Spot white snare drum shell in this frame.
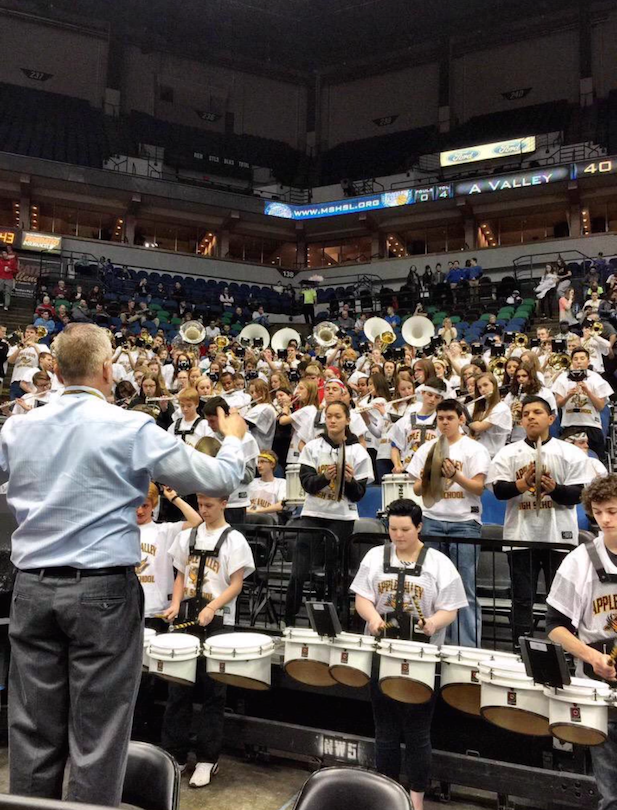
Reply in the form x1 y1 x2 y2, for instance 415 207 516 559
203 632 275 691
377 639 439 704
148 633 200 685
440 647 517 717
381 474 423 511
544 678 610 747
285 464 306 506
143 627 157 671
283 627 335 687
479 657 550 737
329 632 377 688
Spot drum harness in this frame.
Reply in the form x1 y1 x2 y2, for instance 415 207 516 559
582 538 617 684
177 525 233 637
382 542 428 642
174 415 205 443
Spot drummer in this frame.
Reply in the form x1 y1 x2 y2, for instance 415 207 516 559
546 475 617 810
167 388 211 447
161 493 255 788
351 498 467 810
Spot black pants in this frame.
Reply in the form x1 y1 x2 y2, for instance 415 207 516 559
540 292 554 318
9 570 143 806
161 657 226 765
584 426 607 464
303 304 315 325
284 517 355 624
225 506 246 526
508 549 565 648
133 617 169 742
371 675 435 792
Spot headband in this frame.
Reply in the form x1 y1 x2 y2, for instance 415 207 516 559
417 384 445 397
258 451 277 465
325 378 346 390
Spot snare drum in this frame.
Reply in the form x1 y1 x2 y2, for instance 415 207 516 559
440 647 517 716
203 632 275 690
285 463 306 506
377 639 439 704
148 633 200 685
329 633 377 688
479 657 550 736
283 627 335 687
381 474 422 511
544 678 611 746
143 627 157 671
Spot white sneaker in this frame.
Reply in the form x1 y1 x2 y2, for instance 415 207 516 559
189 761 219 788
177 762 187 775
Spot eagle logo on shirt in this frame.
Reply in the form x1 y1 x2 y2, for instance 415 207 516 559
135 559 150 575
604 613 617 633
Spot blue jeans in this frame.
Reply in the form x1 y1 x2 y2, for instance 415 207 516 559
9 381 25 402
591 720 617 810
421 517 481 648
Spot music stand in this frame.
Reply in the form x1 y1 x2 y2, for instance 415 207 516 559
306 601 342 638
519 637 571 688
490 344 505 357
552 338 566 352
471 342 483 356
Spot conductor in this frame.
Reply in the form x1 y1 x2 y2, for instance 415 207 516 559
0 324 248 806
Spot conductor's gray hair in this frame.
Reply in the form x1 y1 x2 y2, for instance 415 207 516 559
53 324 113 383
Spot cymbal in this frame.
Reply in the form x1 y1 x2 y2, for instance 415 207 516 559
422 435 448 509
194 436 222 457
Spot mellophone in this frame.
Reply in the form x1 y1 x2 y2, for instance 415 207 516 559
143 626 617 747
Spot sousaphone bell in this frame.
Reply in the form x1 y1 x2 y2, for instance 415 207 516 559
364 317 396 346
402 316 436 348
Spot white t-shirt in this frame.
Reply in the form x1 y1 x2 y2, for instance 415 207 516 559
245 403 277 451
351 544 468 647
221 390 251 411
288 404 318 463
547 534 617 678
587 456 608 478
9 345 43 383
390 406 439 466
473 400 512 458
138 520 183 616
248 477 286 509
407 435 490 523
552 369 612 429
583 334 610 373
169 523 255 625
486 438 591 545
167 415 211 448
20 367 61 392
299 438 374 521
504 387 557 442
368 401 416 461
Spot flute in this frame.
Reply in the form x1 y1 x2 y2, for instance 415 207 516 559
355 393 417 414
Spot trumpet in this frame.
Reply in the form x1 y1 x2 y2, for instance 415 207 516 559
216 335 230 349
36 325 48 339
592 321 604 335
510 385 524 426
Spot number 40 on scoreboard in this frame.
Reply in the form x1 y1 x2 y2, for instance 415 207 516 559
572 159 617 179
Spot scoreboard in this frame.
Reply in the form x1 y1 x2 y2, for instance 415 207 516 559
571 159 617 180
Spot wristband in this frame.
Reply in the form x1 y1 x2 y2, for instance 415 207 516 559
171 495 179 503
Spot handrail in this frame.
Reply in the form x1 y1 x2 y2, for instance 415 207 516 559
512 245 615 281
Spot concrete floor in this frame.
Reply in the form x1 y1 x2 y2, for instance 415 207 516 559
0 744 505 810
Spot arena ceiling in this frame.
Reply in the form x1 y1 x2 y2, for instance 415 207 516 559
22 0 585 75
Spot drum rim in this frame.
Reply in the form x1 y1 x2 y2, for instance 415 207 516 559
480 705 551 736
207 671 272 690
284 658 337 686
549 721 608 746
329 663 371 687
379 675 434 703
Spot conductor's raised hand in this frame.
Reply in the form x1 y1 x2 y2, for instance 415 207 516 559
217 406 247 439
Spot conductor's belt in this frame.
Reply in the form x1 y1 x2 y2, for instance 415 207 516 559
20 566 134 578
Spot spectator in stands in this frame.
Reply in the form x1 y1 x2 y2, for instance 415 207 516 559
355 312 368 333
52 279 70 299
338 305 355 331
593 251 608 280
172 281 185 302
384 306 401 329
506 289 522 308
35 295 56 319
178 300 194 318
135 278 150 298
584 290 602 314
252 306 270 327
88 285 105 309
555 259 572 298
433 262 444 286
205 320 221 340
71 299 92 323
467 258 483 304
92 303 111 326
300 283 317 325
438 317 457 346
34 310 54 336
232 306 247 327
558 286 577 326
220 287 234 310
535 263 557 319
72 285 85 304
0 248 18 312
484 314 502 337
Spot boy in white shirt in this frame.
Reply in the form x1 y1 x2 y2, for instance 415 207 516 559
390 378 446 472
167 388 211 447
247 451 286 515
547 475 617 810
408 399 490 647
161 494 255 788
487 395 591 648
552 347 612 463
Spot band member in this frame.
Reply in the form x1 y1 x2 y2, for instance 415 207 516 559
469 372 512 458
284 401 373 625
203 397 259 524
220 370 251 410
390 377 446 472
278 378 320 465
161 494 255 787
504 361 557 441
552 348 612 463
244 379 277 451
7 325 45 401
369 371 415 483
352 499 467 810
581 320 611 374
7 371 52 415
167 388 211 447
487 396 591 648
408 399 490 647
562 430 608 479
546 475 617 810
304 378 368 446
360 372 391 478
247 450 286 515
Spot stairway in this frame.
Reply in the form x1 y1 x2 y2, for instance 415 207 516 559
0 294 39 396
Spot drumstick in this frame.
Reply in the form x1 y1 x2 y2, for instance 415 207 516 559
169 620 199 632
412 594 425 626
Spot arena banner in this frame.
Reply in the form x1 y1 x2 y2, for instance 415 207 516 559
440 136 536 167
264 184 453 221
0 228 62 253
454 165 570 196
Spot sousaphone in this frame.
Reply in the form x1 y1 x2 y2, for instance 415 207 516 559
421 435 449 509
271 327 302 353
402 316 436 348
238 323 270 349
364 317 396 346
